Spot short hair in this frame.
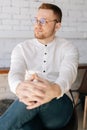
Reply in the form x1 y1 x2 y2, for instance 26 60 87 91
38 3 62 23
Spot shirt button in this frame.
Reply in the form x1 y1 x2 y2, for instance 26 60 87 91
45 45 47 47
43 70 46 73
44 60 46 63
44 53 47 55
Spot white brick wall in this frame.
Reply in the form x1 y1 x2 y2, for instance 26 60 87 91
0 0 87 99
0 74 16 99
0 0 87 67
0 0 87 39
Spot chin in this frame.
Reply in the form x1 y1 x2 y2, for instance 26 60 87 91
34 34 45 39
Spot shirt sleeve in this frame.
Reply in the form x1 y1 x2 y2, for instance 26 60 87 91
8 44 26 94
55 43 79 98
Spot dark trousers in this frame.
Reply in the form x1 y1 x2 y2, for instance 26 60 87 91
0 94 73 130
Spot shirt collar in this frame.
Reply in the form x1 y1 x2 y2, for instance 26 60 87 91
34 37 57 49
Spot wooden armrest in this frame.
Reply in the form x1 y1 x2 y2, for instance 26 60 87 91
78 63 87 69
0 68 9 74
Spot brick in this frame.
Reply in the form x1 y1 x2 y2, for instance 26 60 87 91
0 0 10 6
2 7 20 14
0 7 2 12
0 25 12 30
12 0 29 7
83 12 87 18
39 0 54 2
13 25 29 31
0 13 11 19
20 20 31 26
77 23 87 31
3 19 19 25
13 14 30 20
69 0 84 4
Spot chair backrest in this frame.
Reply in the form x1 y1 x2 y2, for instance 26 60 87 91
78 69 87 95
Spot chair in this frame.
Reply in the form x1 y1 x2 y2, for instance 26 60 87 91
74 69 87 129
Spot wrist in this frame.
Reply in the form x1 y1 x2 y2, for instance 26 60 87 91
16 83 21 96
53 83 62 98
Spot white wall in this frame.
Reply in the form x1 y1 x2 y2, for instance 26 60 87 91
0 0 87 99
0 0 87 67
0 0 87 39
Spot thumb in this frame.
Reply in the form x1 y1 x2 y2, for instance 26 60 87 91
34 74 45 83
29 73 36 81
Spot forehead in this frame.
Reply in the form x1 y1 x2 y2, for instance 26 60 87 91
36 9 56 19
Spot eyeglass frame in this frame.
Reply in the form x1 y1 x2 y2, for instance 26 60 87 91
31 17 59 25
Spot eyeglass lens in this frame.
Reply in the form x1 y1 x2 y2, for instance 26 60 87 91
32 18 46 25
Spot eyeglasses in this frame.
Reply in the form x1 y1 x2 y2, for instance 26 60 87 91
31 17 59 25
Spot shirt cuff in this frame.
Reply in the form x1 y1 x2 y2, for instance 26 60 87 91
55 79 69 99
9 80 22 94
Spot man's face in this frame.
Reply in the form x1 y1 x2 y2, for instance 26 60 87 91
33 9 60 40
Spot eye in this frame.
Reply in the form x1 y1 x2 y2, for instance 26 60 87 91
40 18 46 24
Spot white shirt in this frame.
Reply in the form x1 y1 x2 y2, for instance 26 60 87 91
8 37 79 98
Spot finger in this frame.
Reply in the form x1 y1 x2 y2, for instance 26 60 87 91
23 82 46 97
20 93 44 103
28 101 37 106
31 86 45 96
22 86 45 98
17 87 43 100
29 95 44 102
28 73 37 81
16 91 25 99
34 75 47 83
19 97 34 105
33 81 46 89
27 102 41 109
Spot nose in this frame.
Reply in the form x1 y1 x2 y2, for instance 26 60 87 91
34 21 42 27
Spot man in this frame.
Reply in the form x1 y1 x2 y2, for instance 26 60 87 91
0 3 79 130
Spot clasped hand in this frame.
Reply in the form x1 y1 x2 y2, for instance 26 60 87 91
16 74 61 109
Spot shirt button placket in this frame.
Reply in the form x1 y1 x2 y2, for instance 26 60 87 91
43 45 48 73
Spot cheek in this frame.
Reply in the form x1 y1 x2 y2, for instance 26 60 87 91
45 25 55 33
43 25 52 31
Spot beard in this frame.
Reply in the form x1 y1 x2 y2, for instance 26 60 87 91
34 26 56 40
34 31 45 39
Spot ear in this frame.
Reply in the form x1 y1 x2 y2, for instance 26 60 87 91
55 22 61 32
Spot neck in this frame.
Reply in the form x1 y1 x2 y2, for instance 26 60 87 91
37 35 55 45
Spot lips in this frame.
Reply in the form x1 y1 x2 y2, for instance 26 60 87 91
35 30 43 35
35 28 42 32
